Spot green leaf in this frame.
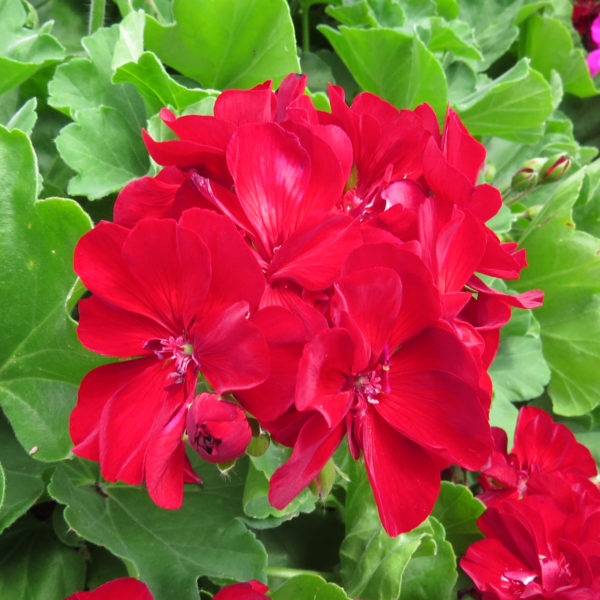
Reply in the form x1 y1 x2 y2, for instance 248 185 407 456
326 0 406 28
399 517 456 600
431 482 484 557
144 0 300 89
48 458 267 600
243 445 316 527
4 97 37 135
270 574 350 600
0 461 4 512
456 59 553 143
0 127 103 461
339 460 429 600
489 309 551 405
85 545 129 591
0 516 86 600
519 14 597 98
114 51 218 115
55 107 150 199
48 22 148 199
425 18 483 61
0 0 65 95
456 0 524 70
319 25 448 117
0 411 48 534
513 171 600 416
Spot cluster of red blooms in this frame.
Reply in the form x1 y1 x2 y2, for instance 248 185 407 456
461 407 600 598
64 577 267 599
71 73 543 536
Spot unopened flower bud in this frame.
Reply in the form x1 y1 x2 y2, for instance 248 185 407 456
186 393 251 463
511 158 544 191
540 155 570 183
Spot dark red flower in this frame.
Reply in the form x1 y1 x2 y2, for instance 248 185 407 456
186 393 252 463
64 578 153 600
71 209 269 508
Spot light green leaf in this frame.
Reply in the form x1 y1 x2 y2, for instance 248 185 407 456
0 516 86 600
339 460 429 600
243 445 316 527
456 59 553 142
0 127 103 461
114 51 218 115
326 0 406 28
519 14 598 98
431 482 484 557
49 458 267 600
489 308 551 406
513 171 600 415
4 98 37 135
271 574 351 600
319 25 448 117
145 0 300 89
399 517 456 600
425 18 483 60
112 9 145 69
55 107 150 199
0 0 65 94
0 411 48 534
456 0 524 70
48 23 148 199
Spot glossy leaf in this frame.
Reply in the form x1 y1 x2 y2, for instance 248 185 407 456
270 574 350 600
514 172 600 416
0 412 48 535
0 0 65 95
339 460 430 600
144 0 300 89
431 482 484 557
456 58 553 142
319 25 448 117
0 127 102 461
48 458 267 600
0 516 85 600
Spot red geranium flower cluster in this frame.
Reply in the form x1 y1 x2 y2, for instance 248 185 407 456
72 74 541 535
461 407 600 598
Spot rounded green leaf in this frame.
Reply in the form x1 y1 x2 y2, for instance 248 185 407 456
0 127 103 461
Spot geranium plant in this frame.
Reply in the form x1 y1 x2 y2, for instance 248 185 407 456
1 1 600 599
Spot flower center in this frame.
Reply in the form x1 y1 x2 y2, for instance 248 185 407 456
144 335 199 387
347 346 392 407
193 424 221 456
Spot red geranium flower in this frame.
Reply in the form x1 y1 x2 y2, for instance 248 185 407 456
71 209 269 508
268 243 493 535
479 406 598 507
461 495 600 599
64 577 153 600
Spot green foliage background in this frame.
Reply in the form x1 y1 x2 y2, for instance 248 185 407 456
1 0 599 598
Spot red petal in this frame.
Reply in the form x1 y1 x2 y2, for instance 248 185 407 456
179 208 265 312
145 403 188 509
269 415 345 509
226 122 311 252
99 360 184 485
214 84 276 125
192 302 269 393
361 408 439 535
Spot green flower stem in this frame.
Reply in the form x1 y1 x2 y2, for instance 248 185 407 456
88 0 106 34
301 2 310 52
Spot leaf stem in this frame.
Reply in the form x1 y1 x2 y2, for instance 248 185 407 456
265 566 333 580
301 2 310 52
88 0 106 35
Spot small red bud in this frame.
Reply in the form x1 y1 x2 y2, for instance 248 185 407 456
540 155 570 183
186 393 251 463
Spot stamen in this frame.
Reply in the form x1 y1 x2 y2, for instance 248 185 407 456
144 334 199 386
